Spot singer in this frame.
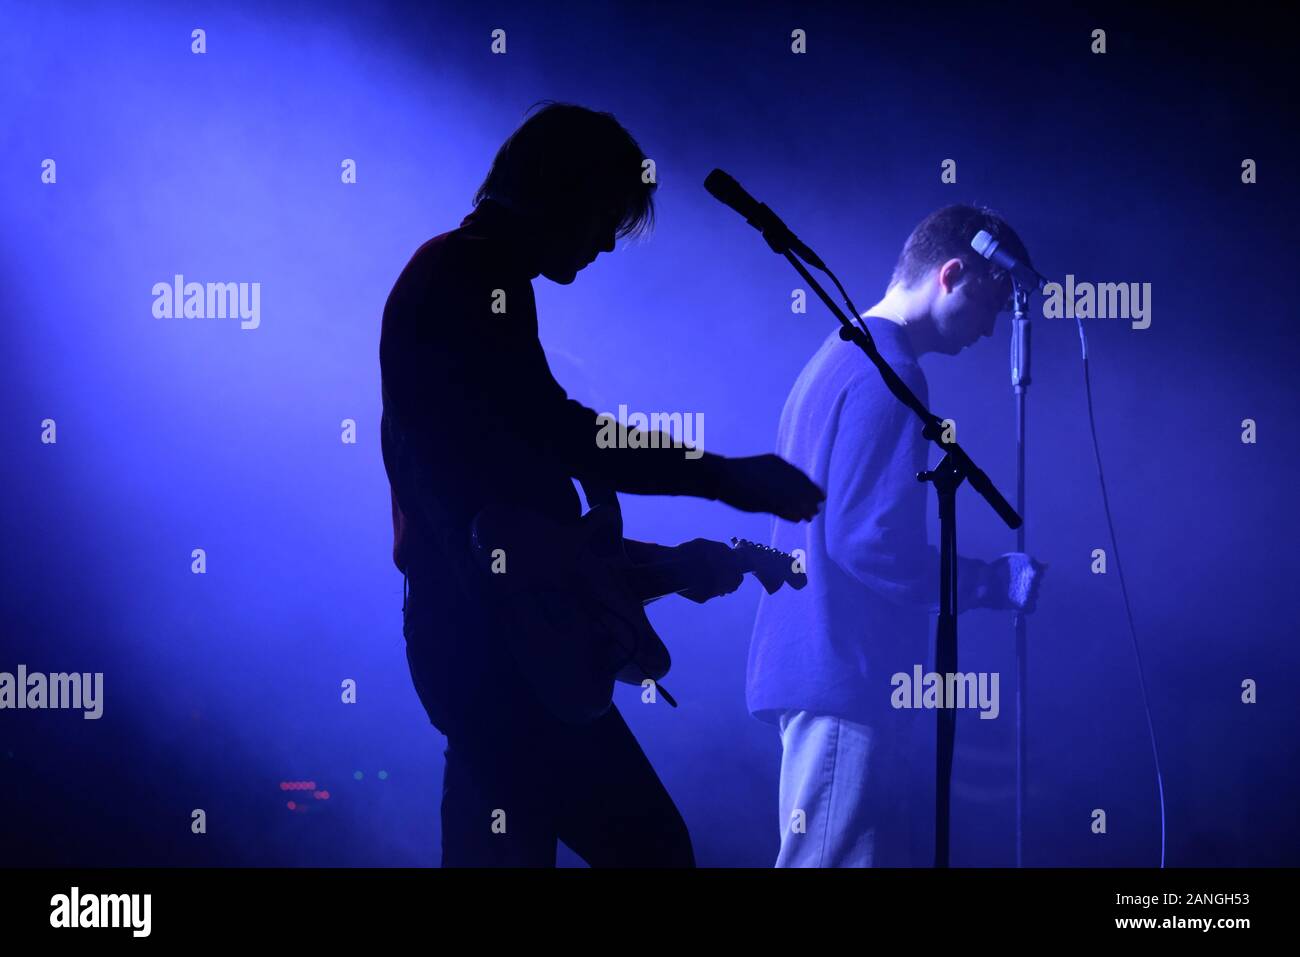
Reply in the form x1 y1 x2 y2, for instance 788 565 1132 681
747 205 1047 867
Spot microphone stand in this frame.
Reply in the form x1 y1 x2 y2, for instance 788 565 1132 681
1010 282 1030 868
750 221 1022 868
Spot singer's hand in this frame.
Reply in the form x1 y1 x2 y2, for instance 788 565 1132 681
717 454 825 522
989 553 1047 613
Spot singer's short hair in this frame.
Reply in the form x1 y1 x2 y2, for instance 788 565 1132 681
891 205 1031 290
474 102 656 239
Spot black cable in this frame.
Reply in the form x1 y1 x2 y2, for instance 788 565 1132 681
824 266 868 338
1076 318 1167 867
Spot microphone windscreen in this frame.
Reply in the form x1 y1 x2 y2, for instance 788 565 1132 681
704 169 739 202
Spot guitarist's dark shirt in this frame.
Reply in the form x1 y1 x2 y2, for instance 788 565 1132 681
380 199 725 730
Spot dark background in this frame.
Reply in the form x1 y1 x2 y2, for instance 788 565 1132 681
1 0 1295 866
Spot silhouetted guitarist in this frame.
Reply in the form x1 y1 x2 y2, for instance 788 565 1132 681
379 103 823 867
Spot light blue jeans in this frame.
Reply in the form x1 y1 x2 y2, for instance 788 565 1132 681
776 709 932 867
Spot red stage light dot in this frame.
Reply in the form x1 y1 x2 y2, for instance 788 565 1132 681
287 801 296 810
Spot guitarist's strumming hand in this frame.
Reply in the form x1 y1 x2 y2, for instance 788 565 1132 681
672 538 746 604
717 454 825 522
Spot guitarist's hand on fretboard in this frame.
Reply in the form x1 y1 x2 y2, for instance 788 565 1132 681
625 536 807 605
467 502 807 722
669 538 747 604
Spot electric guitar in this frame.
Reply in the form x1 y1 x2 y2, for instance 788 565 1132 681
468 500 806 724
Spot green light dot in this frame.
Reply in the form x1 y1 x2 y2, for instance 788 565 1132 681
378 770 388 780
353 770 364 780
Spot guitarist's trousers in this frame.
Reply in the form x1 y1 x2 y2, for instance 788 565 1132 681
403 566 695 868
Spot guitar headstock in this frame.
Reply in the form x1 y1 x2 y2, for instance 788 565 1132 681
730 538 808 594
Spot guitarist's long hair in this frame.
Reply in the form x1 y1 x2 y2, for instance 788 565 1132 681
474 101 656 241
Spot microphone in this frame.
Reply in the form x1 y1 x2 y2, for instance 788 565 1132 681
704 169 825 269
971 229 1047 292
971 229 1036 391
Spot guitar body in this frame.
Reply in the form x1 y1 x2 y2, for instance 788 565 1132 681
468 497 806 725
469 502 671 725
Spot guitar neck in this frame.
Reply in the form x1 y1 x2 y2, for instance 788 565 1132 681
626 555 756 604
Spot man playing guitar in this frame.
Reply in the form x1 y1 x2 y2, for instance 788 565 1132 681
379 102 824 866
